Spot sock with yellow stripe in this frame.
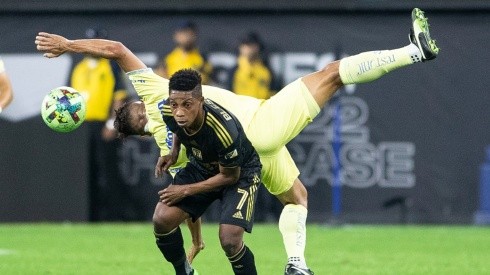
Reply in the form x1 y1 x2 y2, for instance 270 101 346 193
227 243 257 275
339 43 422 84
279 204 308 269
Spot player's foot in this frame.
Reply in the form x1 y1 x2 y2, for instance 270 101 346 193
409 27 416 44
411 8 439 61
187 241 205 264
284 263 314 275
190 269 199 275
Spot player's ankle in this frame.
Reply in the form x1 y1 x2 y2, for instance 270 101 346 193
288 256 308 269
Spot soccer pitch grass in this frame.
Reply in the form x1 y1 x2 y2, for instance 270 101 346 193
0 223 489 274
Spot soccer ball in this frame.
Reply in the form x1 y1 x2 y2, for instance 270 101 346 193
41 86 86 133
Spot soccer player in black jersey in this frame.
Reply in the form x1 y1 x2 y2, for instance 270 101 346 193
153 69 262 275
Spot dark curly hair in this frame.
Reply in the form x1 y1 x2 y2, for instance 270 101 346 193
114 101 139 138
169 68 202 98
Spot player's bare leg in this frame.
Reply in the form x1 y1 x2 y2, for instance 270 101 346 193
186 218 205 264
303 7 439 109
276 179 308 209
275 179 314 275
219 224 258 275
153 202 198 275
301 61 343 108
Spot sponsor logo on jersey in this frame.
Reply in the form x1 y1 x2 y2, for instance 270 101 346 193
225 149 238 159
192 147 202 160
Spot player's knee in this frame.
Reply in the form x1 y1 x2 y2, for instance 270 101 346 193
152 212 166 233
295 181 308 208
277 179 308 207
152 205 174 234
320 61 342 88
219 230 244 256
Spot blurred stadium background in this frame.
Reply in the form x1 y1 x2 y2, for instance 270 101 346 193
0 0 490 273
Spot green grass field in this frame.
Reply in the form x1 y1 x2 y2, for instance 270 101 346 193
0 223 489 274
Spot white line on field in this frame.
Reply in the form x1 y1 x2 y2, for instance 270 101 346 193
0 249 16 256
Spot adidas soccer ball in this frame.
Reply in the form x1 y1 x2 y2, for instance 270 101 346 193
41 86 86 133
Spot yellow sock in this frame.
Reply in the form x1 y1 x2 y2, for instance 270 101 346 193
279 204 308 269
339 44 421 84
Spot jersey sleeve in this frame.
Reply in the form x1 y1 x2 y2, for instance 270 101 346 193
127 69 170 103
148 118 171 156
155 99 190 170
158 99 178 132
151 119 189 169
218 137 242 168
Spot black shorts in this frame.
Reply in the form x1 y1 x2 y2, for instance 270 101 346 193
172 163 261 233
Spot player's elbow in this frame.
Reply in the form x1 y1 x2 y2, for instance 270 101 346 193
108 41 129 60
220 166 241 186
222 172 240 186
226 174 240 185
228 175 240 185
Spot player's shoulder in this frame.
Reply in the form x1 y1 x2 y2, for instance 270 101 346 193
204 99 240 148
204 99 236 124
127 68 168 85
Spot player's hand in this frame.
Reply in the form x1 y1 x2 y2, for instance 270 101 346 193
158 184 189 206
154 154 177 178
187 240 205 264
35 32 69 58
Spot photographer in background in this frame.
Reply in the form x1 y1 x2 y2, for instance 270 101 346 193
227 32 278 99
155 21 213 84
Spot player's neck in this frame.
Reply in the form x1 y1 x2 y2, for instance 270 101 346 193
183 109 205 135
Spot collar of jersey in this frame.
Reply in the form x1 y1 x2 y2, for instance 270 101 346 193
182 109 206 136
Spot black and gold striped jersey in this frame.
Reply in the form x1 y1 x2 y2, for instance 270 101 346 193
160 98 261 177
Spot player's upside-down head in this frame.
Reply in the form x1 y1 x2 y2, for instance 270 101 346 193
113 68 204 138
114 100 147 138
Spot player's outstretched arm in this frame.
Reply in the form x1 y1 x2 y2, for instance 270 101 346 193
35 32 146 73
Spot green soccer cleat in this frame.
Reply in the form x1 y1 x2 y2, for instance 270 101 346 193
411 8 439 61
